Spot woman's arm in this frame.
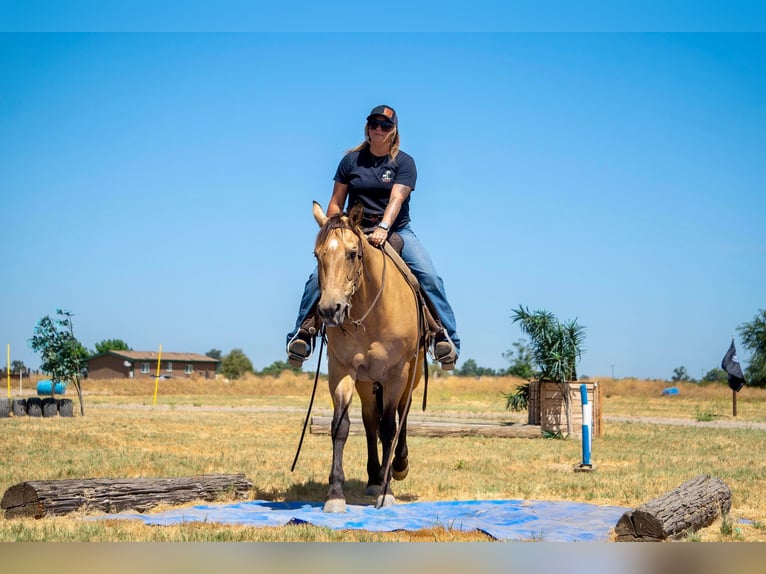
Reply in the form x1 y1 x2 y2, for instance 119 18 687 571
327 182 348 217
379 184 412 228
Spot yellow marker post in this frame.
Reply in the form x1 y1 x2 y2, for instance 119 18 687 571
6 344 10 399
152 344 163 405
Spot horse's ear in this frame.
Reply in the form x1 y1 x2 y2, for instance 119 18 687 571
348 202 364 227
313 201 328 227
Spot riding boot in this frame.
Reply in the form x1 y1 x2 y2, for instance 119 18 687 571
433 329 458 371
287 313 318 368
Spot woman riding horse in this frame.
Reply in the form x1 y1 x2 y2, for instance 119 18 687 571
286 104 460 370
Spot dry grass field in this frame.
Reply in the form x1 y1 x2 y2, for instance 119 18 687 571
1 372 765 542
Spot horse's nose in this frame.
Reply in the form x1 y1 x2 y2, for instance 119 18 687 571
318 302 346 326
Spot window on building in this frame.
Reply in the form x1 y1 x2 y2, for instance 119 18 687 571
185 363 193 375
141 362 150 374
166 361 173 372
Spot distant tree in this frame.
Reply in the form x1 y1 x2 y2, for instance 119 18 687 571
671 366 691 383
701 368 727 384
455 358 496 377
257 360 302 376
29 309 88 415
738 309 766 388
501 339 536 379
10 360 26 374
205 349 222 360
221 348 253 380
94 339 131 354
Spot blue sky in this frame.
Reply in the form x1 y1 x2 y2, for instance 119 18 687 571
2 30 764 380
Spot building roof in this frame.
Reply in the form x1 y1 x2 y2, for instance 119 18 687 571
88 350 220 363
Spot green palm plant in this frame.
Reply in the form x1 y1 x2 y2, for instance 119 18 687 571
511 305 586 435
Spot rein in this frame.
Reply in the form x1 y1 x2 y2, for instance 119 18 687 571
290 325 326 472
349 240 386 329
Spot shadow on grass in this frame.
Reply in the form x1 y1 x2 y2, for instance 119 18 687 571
256 479 419 506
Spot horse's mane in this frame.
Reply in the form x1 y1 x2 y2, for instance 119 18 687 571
315 212 361 251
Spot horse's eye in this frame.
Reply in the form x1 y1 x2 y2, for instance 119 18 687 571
347 250 357 261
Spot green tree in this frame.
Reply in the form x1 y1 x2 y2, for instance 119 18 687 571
671 366 691 383
511 305 586 435
221 348 253 380
738 309 766 388
94 339 131 354
454 358 496 377
257 360 302 376
501 339 536 379
29 309 88 415
10 360 26 374
701 368 727 384
205 349 222 360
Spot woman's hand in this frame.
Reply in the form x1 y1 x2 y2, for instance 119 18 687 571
369 227 388 247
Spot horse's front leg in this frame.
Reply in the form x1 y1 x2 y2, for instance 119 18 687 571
357 381 383 496
375 383 401 508
324 372 356 513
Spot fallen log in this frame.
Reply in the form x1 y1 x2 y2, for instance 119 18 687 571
310 415 541 438
1 473 253 518
615 474 732 541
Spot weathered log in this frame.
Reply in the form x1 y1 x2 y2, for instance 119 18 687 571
615 474 732 541
310 415 541 438
1 473 253 518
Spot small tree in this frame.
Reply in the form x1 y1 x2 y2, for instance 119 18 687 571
221 348 254 380
94 339 131 354
701 368 727 384
501 339 536 379
10 360 26 374
454 358 496 377
257 360 302 376
738 309 766 388
29 309 88 416
671 366 691 383
511 305 586 435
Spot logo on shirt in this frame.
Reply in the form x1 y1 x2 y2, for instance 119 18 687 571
381 169 394 183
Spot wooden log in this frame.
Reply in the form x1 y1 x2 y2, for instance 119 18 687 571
615 475 732 541
1 473 253 518
310 416 541 438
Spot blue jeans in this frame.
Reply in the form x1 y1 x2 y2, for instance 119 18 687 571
287 224 460 354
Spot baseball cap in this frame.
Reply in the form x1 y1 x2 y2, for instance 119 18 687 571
366 105 397 126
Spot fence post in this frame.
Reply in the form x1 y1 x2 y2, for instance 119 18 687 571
574 383 595 472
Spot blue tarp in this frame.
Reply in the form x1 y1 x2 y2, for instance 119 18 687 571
99 499 629 542
662 386 680 395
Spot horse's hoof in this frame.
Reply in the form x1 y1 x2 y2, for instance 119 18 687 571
364 484 382 496
323 498 347 513
392 458 409 480
376 493 396 508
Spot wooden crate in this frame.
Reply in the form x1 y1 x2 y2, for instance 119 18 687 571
528 380 602 438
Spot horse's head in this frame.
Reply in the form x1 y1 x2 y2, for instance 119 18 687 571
312 202 365 327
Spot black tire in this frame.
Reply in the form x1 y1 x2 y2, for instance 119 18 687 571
0 399 9 418
42 398 58 417
58 399 74 417
27 397 42 417
12 399 27 417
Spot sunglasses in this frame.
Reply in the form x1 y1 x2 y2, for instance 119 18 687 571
368 118 395 132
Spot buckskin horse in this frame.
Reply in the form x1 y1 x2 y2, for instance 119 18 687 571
312 201 425 513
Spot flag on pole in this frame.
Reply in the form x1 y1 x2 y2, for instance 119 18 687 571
721 339 746 392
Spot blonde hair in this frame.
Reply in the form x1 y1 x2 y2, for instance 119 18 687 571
349 123 400 161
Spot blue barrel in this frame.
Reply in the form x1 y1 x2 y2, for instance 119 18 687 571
36 380 67 395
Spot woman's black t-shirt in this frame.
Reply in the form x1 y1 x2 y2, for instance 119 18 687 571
333 147 417 231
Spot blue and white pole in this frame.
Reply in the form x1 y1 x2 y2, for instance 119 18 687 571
580 384 592 467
